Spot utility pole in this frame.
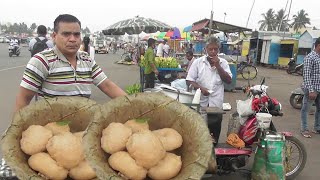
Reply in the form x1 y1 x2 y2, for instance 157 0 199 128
208 0 214 36
208 11 214 36
224 12 227 23
246 0 256 28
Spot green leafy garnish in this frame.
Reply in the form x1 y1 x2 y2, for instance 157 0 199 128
56 120 71 126
135 118 149 123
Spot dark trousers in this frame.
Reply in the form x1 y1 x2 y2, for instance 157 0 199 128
145 72 155 89
207 113 223 146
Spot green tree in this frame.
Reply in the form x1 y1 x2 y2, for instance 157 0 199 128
258 8 276 31
275 9 289 31
30 23 37 31
1 24 8 32
291 9 311 33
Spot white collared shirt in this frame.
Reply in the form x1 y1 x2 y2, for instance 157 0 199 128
186 55 232 108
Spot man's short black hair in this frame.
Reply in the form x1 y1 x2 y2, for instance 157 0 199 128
315 37 320 48
147 38 156 47
186 51 193 56
54 14 81 32
37 25 47 35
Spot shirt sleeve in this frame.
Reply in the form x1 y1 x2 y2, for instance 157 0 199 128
186 59 198 82
303 54 314 92
47 40 55 48
20 54 49 92
91 60 107 86
28 39 36 51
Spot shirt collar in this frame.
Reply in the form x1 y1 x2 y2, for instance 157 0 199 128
53 46 80 63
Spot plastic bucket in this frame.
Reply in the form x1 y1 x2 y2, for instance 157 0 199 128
256 113 272 129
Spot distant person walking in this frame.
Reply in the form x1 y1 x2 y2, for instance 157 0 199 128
80 36 95 59
163 40 170 57
300 37 320 138
28 25 54 57
156 40 164 57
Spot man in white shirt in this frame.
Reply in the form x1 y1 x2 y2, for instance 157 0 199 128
163 40 170 57
186 36 232 143
156 40 164 57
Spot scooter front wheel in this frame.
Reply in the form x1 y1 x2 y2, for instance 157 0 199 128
9 52 13 57
289 94 303 109
286 68 294 74
285 136 307 180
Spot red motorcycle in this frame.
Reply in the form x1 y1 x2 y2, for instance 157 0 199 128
207 78 307 179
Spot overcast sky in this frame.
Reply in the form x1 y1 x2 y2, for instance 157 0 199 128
0 0 319 32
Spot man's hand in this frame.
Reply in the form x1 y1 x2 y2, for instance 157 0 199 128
210 55 220 67
309 92 317 100
200 87 210 96
154 69 159 75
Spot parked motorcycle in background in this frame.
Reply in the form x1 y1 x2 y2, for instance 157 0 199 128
8 42 20 57
287 54 303 75
219 78 307 179
290 87 304 109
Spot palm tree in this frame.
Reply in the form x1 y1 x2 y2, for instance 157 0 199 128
258 9 276 31
275 9 290 31
291 9 311 33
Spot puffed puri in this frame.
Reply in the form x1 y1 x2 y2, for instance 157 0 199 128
69 160 97 180
28 152 68 180
101 122 133 154
124 119 149 133
126 130 166 169
108 151 147 180
148 152 182 180
20 125 53 155
152 128 183 151
46 132 83 169
44 122 70 135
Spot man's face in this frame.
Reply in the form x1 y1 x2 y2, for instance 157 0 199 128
186 54 193 61
206 43 219 58
52 22 81 56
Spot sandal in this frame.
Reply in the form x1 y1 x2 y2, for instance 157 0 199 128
312 129 320 134
301 130 311 138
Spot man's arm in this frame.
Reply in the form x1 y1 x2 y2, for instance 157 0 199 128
186 80 210 96
211 57 232 84
216 64 232 84
15 87 37 112
98 79 127 98
303 55 314 92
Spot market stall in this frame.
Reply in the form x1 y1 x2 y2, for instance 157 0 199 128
278 39 298 66
297 30 320 64
139 56 185 91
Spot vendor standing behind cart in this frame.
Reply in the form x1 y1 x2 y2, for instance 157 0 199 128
186 36 232 143
144 38 159 88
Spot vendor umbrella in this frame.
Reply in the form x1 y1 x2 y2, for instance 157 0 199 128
103 16 172 35
165 27 181 39
183 25 192 32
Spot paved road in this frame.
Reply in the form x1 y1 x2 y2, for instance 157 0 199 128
0 43 319 179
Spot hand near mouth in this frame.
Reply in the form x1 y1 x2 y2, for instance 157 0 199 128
208 55 220 67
